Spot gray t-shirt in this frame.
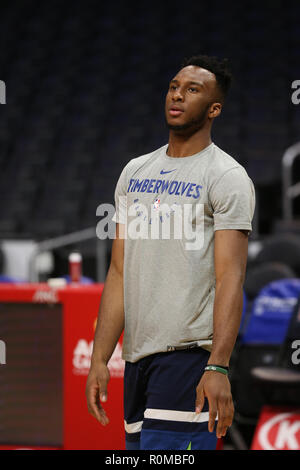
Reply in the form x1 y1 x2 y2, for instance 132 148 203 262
112 142 256 363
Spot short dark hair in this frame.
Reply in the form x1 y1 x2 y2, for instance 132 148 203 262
181 54 233 101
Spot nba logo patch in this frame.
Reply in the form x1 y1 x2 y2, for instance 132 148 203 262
153 198 160 210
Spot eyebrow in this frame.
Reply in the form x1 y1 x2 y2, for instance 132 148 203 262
170 79 204 87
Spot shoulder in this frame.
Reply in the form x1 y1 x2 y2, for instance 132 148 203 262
208 144 252 189
210 144 248 176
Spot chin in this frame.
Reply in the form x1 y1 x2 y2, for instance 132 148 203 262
166 118 186 129
167 122 192 132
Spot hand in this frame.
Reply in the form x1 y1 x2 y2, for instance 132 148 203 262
85 362 110 426
195 371 234 439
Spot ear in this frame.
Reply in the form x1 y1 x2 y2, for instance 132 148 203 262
208 102 222 119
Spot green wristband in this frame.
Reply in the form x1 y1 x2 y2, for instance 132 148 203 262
204 365 228 376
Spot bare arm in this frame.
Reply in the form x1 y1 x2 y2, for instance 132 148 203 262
195 229 249 438
91 223 125 366
208 228 248 366
86 223 125 425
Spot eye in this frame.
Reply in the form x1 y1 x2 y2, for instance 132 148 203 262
188 87 198 92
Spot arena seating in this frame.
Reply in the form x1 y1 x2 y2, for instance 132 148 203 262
0 0 300 241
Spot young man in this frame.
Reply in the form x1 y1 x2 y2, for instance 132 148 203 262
86 55 256 450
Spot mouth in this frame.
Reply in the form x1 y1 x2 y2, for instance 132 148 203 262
169 106 184 117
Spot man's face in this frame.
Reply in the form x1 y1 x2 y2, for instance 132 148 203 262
165 65 220 133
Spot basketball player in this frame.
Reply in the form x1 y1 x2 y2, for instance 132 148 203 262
86 55 256 450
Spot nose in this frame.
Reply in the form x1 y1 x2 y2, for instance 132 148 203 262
172 88 184 102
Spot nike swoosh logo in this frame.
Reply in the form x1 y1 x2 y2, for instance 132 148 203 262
160 169 177 175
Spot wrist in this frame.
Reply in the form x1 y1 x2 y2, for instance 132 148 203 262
206 363 229 371
204 365 229 376
207 356 230 368
90 354 108 368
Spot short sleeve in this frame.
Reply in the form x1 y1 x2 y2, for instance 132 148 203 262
111 164 128 224
209 166 256 234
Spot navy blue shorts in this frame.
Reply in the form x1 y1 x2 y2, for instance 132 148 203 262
124 347 218 450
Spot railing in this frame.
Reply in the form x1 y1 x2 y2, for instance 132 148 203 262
282 141 300 221
28 226 108 283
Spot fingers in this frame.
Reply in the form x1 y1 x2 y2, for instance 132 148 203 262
196 383 218 433
216 397 234 439
98 379 109 425
98 377 108 404
208 397 234 438
208 400 218 433
86 375 110 426
196 373 234 438
195 385 205 414
197 386 219 434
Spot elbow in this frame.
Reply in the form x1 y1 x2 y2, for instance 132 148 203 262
215 270 245 290
109 262 123 279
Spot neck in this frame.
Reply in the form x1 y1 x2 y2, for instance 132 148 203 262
167 127 212 158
